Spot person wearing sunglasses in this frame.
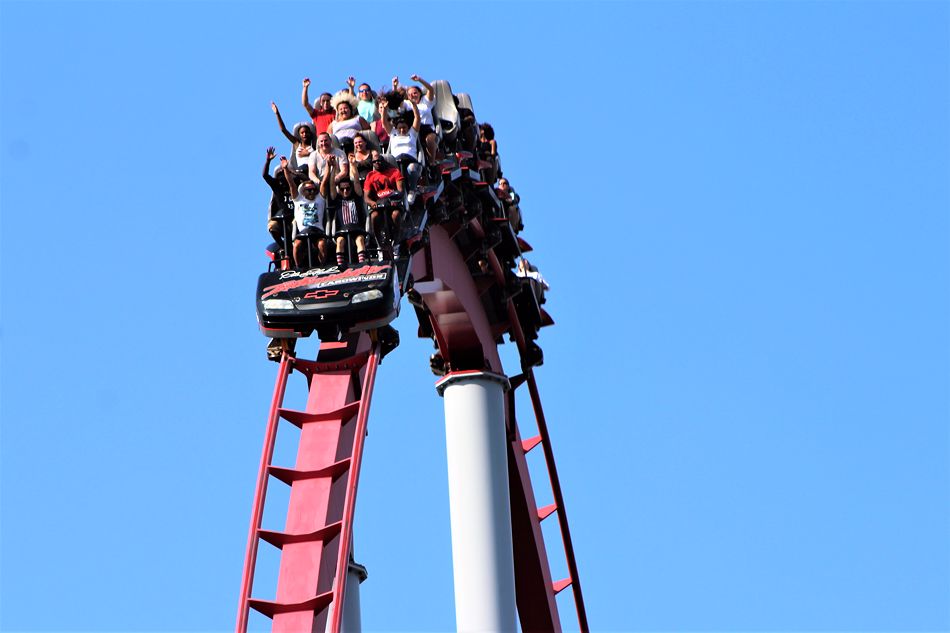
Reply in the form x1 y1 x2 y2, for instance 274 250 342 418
282 154 333 268
363 150 405 244
328 162 369 265
345 76 378 126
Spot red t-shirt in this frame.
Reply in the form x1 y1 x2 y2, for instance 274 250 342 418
364 166 404 201
312 110 335 135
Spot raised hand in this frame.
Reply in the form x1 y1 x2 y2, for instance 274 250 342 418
410 74 420 82
280 156 289 169
303 78 311 87
347 76 356 89
266 146 276 160
271 101 278 114
391 76 399 89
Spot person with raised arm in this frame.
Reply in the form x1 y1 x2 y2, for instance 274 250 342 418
282 155 331 268
327 90 370 154
381 96 423 203
270 101 316 172
301 78 335 134
351 79 378 126
328 160 369 265
398 74 438 161
262 146 296 256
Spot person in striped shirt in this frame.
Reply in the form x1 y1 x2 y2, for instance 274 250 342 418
327 161 369 265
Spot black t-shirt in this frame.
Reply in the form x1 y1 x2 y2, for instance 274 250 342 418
263 171 294 220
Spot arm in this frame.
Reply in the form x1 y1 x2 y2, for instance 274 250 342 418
335 152 349 183
363 180 375 207
263 146 276 182
272 102 297 145
411 74 434 100
301 78 315 117
380 99 392 134
281 157 299 198
349 160 363 198
489 139 498 156
308 152 319 184
359 116 370 130
409 100 420 132
391 76 399 92
322 157 337 199
346 76 356 95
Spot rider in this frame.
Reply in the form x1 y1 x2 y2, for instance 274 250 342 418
380 97 422 204
301 78 335 134
328 161 369 265
282 155 333 268
262 146 295 256
363 150 405 244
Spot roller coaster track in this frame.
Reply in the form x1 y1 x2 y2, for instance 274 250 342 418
237 109 587 633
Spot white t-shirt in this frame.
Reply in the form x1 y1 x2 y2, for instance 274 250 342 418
401 96 433 126
294 193 327 233
389 128 419 159
308 148 348 181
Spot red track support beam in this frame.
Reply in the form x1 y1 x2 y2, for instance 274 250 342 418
236 354 292 633
525 371 589 632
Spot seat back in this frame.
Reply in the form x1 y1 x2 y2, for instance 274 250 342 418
455 92 479 153
456 93 475 117
430 80 459 146
357 130 381 152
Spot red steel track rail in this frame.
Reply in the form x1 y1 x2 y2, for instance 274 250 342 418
237 335 379 633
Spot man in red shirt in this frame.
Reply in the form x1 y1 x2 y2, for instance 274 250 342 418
363 151 405 242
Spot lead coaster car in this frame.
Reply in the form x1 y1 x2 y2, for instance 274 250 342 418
256 262 400 340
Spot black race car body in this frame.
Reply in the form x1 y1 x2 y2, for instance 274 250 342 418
257 262 400 338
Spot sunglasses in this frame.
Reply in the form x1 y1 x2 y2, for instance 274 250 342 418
339 184 352 190
359 88 370 93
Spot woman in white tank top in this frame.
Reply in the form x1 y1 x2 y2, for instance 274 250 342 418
327 91 370 151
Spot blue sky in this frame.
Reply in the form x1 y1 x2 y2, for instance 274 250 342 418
1 1 948 631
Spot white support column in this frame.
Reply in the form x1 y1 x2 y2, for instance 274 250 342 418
436 371 516 633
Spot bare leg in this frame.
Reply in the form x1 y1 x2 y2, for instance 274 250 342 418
317 238 328 265
425 132 438 163
293 239 306 268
